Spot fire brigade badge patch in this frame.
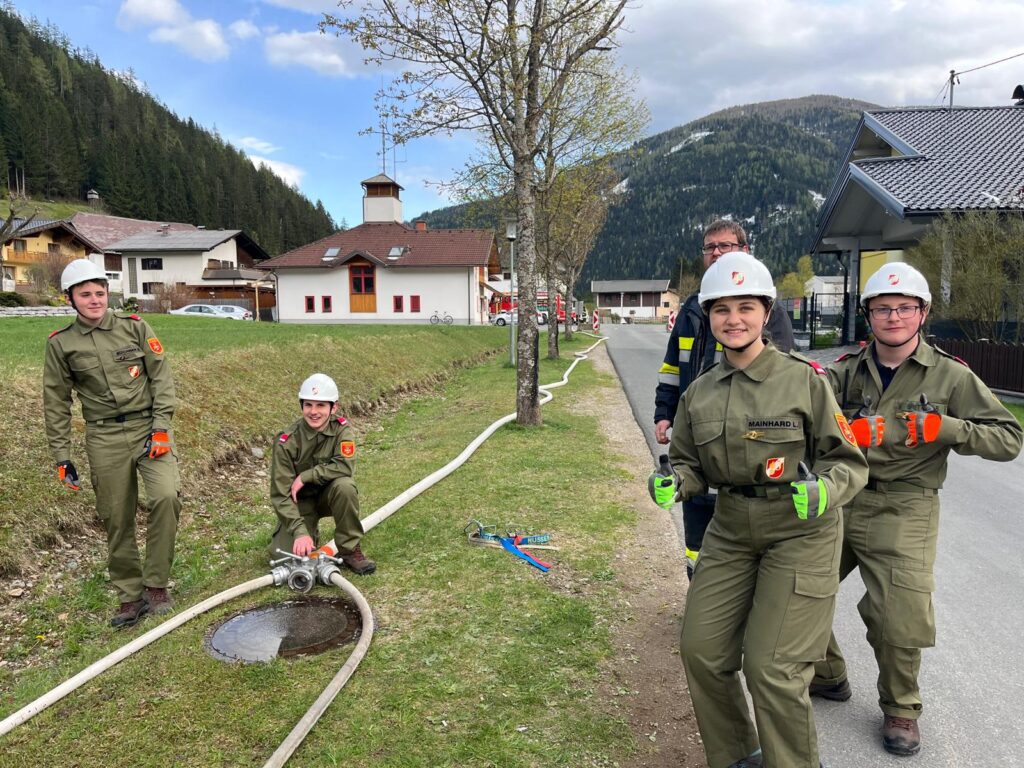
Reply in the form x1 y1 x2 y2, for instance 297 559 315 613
340 440 356 458
147 337 164 354
836 412 856 445
766 457 785 479
127 364 141 379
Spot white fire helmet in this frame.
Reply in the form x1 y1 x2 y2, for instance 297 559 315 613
861 262 931 308
298 373 339 403
698 251 777 311
61 259 108 292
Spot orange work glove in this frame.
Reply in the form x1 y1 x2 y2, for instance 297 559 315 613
57 460 81 491
905 394 941 447
905 412 941 446
849 415 885 448
143 430 172 459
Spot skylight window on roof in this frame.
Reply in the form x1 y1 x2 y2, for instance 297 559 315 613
325 247 340 257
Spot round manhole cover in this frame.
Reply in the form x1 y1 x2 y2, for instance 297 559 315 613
205 597 362 663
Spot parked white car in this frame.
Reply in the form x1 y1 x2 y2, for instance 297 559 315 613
169 303 252 320
489 310 547 326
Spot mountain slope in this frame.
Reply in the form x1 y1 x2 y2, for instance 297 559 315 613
0 9 335 256
418 95 878 284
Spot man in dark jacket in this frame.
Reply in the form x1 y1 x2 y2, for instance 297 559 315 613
654 220 795 579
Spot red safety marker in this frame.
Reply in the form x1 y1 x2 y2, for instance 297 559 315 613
592 310 600 332
667 310 676 332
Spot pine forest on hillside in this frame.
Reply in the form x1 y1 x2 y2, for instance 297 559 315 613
421 95 879 285
0 6 336 255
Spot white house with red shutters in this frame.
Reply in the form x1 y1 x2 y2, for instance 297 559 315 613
258 175 501 324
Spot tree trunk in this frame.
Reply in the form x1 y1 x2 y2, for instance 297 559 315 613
514 155 541 426
563 269 577 342
547 266 559 359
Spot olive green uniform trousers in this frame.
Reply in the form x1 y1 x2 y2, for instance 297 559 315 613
268 477 363 559
86 417 181 603
681 488 841 768
813 485 939 719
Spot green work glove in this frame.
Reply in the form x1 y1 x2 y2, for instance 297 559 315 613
791 462 827 520
648 454 681 510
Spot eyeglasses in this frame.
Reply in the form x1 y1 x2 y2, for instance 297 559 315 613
702 241 743 255
868 305 922 320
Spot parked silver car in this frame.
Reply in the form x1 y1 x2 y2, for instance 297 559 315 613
169 303 252 320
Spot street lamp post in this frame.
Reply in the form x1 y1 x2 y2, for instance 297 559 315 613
506 219 517 366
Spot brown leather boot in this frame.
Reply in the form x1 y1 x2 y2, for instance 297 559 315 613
882 715 921 756
111 599 148 628
339 544 376 575
144 587 174 616
809 677 852 701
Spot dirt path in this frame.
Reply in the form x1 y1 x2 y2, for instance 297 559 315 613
575 343 705 768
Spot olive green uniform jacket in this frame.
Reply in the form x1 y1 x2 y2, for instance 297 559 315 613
43 310 180 603
269 416 363 556
669 344 869 768
812 338 1023 719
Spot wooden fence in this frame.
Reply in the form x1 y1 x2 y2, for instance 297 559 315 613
931 338 1024 393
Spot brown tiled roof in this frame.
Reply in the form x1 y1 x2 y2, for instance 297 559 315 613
69 212 197 250
258 221 495 270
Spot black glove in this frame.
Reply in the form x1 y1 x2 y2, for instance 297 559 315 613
57 461 81 491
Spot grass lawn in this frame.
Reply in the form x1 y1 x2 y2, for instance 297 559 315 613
0 321 641 767
1002 401 1024 426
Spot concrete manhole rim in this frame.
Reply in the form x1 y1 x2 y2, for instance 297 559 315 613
204 596 363 664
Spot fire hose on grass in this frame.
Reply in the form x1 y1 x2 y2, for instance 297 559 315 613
0 334 608 765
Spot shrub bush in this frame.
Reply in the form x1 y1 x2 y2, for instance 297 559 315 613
0 291 27 307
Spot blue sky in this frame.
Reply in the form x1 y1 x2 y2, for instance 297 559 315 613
9 0 1024 228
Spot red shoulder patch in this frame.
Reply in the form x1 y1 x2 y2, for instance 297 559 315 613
129 314 141 320
336 416 348 426
806 359 827 376
48 329 61 338
834 352 853 362
278 433 290 443
953 355 969 367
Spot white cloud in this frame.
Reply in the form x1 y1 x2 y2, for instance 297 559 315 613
261 0 342 14
618 0 1024 131
229 19 261 40
264 30 353 77
238 137 281 154
151 20 230 62
117 0 229 62
117 0 188 29
249 155 307 188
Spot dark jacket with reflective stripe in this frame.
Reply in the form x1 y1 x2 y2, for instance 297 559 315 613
655 292 796 424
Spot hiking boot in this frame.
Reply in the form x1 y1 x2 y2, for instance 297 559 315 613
810 677 852 701
882 715 921 756
111 599 148 628
144 587 174 616
727 751 762 767
339 544 376 575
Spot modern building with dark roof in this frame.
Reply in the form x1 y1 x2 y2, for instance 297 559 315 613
106 228 272 304
258 174 501 324
811 103 1024 340
590 279 675 319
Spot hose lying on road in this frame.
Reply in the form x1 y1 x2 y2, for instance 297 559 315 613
0 335 608 763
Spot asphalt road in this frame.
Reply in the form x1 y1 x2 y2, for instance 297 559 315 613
601 322 1024 768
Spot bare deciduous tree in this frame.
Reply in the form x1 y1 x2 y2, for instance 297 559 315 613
0 193 39 292
324 0 629 425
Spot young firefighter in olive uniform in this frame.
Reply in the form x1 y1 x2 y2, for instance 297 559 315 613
809 263 1023 756
43 259 181 628
654 220 795 580
650 252 868 768
269 373 375 574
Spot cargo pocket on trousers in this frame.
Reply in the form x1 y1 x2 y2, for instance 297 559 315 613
774 571 839 663
882 567 936 649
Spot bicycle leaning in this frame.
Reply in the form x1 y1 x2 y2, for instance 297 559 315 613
430 310 454 326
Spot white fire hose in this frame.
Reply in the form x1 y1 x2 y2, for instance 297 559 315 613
0 334 607 765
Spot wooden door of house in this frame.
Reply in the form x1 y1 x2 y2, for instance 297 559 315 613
349 262 376 313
